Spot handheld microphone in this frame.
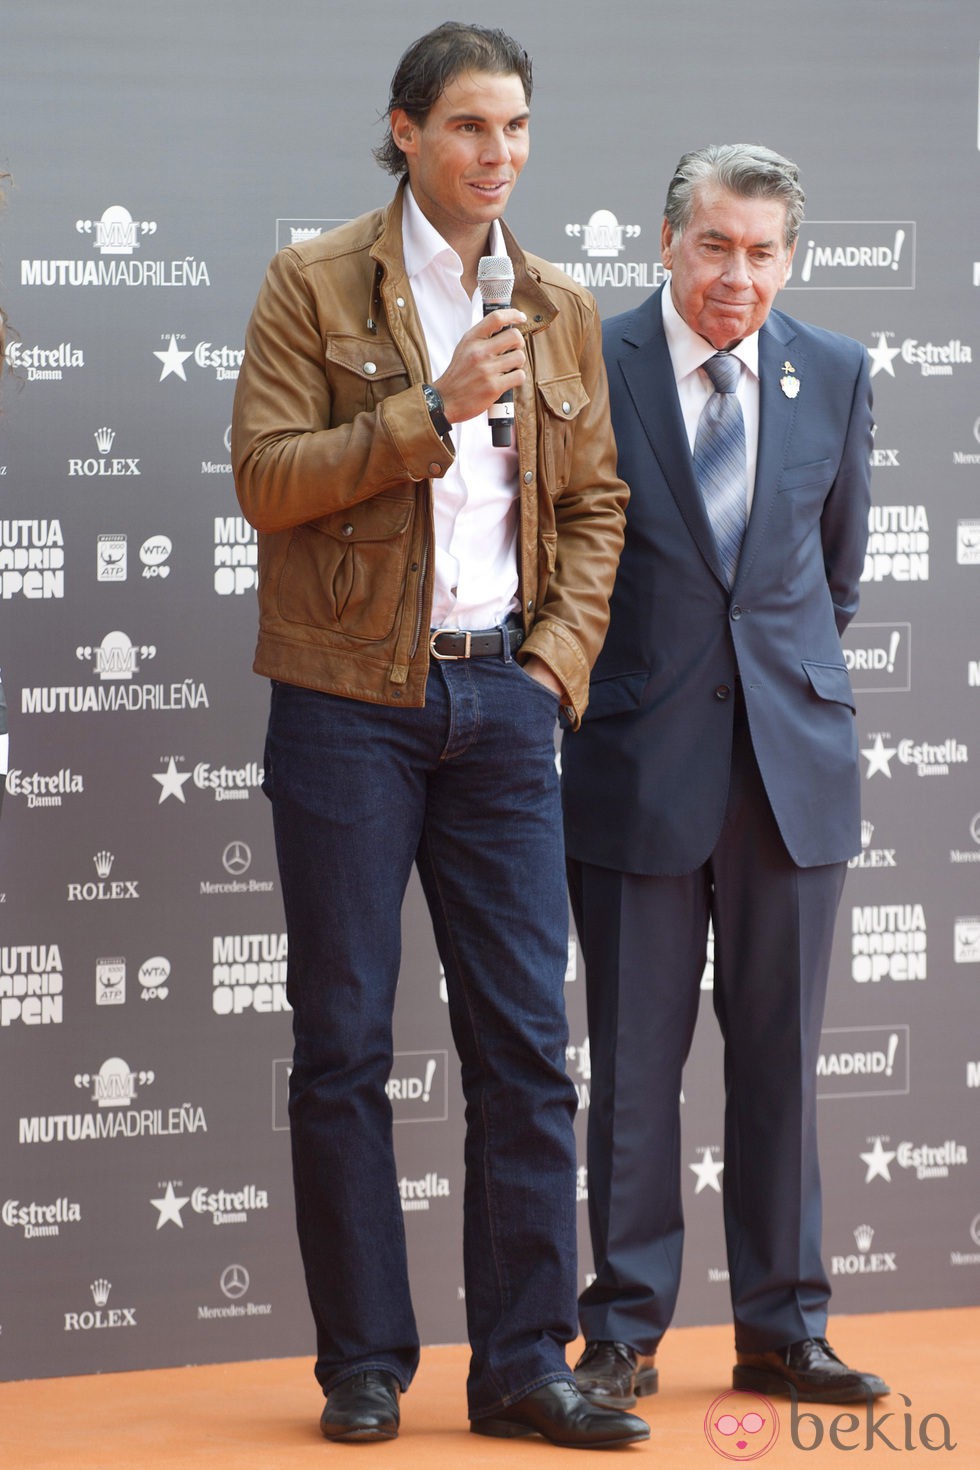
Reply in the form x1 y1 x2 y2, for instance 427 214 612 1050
477 254 517 447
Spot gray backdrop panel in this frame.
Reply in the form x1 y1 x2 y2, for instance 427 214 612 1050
1 0 977 1382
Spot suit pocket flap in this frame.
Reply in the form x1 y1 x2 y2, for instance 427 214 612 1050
803 659 855 710
777 458 833 492
585 670 648 718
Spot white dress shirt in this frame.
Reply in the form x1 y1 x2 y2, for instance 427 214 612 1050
661 278 761 516
402 186 520 630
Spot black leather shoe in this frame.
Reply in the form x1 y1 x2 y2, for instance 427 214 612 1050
319 1370 401 1441
574 1340 659 1409
733 1337 890 1403
471 1379 650 1448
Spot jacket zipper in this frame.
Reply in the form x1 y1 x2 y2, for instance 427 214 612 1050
409 543 428 658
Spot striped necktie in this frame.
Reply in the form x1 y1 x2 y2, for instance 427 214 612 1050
693 352 747 587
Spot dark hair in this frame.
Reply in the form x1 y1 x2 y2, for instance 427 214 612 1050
374 21 533 177
664 144 805 249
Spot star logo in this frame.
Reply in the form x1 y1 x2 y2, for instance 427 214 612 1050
861 734 898 779
860 1137 896 1183
867 332 901 379
151 1181 190 1228
152 757 193 804
689 1146 725 1194
153 334 192 382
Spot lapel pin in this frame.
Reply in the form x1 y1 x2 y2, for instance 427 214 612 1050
779 360 800 399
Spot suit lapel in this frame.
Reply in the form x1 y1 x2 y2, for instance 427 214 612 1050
735 309 800 587
616 289 726 582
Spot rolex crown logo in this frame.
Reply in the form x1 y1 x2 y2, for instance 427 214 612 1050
854 1224 875 1252
861 819 875 849
94 426 116 454
90 1278 112 1306
93 850 115 878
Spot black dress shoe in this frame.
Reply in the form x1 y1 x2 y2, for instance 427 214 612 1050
319 1370 400 1441
471 1379 650 1448
574 1340 659 1409
733 1337 890 1403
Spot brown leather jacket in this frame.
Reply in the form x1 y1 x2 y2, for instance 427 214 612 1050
232 183 628 727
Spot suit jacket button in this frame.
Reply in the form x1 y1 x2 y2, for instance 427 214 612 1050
714 684 731 701
730 604 742 620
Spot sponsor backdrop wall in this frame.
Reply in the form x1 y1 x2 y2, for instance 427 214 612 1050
1 0 977 1382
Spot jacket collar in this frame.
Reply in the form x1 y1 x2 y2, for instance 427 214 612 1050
371 180 556 336
735 307 799 586
617 287 726 582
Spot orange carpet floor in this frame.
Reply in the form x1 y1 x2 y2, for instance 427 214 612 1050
3 1308 976 1469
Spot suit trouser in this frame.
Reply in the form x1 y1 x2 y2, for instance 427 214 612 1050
568 691 845 1355
263 660 579 1417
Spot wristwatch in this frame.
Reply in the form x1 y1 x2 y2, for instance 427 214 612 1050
421 383 452 439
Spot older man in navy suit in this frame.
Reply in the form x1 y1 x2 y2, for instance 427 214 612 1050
563 144 889 1408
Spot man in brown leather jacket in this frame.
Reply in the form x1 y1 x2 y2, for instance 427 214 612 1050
232 22 641 1452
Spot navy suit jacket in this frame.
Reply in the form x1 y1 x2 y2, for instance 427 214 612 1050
562 286 872 874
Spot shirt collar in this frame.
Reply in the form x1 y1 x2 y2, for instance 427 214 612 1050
661 277 760 383
402 184 505 285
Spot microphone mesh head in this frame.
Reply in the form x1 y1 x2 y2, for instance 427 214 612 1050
477 254 515 306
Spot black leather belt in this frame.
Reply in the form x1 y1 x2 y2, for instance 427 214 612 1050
429 620 525 661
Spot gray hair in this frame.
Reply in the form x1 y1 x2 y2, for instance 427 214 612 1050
664 144 805 249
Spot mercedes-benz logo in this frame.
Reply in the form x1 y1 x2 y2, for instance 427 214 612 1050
970 1215 980 1249
970 813 980 847
220 1263 250 1299
222 840 251 876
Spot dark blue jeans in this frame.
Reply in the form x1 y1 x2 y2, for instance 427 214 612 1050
263 656 578 1417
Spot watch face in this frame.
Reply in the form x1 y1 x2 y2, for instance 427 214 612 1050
423 385 450 435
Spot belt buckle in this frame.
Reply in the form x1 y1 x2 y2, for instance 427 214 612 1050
429 628 471 661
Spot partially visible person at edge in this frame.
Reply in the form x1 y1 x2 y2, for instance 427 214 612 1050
562 143 890 1412
1 170 10 815
232 22 647 1451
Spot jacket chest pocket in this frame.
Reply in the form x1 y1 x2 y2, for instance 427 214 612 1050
277 495 415 642
536 374 590 494
324 336 409 420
